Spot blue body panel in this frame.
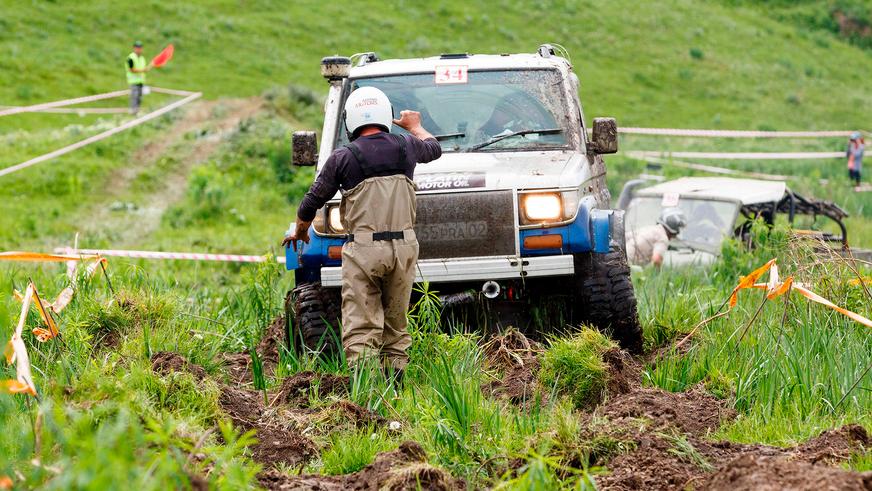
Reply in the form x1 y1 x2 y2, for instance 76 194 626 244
287 199 616 282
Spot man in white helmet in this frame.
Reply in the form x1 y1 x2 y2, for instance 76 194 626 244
283 86 441 378
626 207 687 268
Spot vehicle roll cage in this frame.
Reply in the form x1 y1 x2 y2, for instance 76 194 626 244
739 190 849 246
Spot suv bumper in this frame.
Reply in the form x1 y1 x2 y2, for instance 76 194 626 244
319 254 574 288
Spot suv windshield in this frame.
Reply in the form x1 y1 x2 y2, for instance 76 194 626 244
337 69 570 152
626 197 739 253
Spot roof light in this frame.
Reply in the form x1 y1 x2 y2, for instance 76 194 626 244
320 56 351 82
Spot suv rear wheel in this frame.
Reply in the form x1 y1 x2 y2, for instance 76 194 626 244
574 249 643 353
285 282 342 356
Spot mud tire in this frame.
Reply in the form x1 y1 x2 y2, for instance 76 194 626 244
574 250 643 353
285 282 342 357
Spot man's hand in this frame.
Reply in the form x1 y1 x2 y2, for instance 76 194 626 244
393 110 434 140
281 218 312 251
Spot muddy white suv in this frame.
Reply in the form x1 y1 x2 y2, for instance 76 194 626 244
285 45 642 353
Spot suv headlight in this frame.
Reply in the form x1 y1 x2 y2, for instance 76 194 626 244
520 191 579 225
328 206 345 233
522 194 562 222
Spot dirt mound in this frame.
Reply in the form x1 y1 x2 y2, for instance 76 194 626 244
149 350 316 469
701 455 872 491
596 433 708 490
151 351 207 381
219 385 317 468
599 385 736 436
258 441 464 490
602 347 639 397
792 424 870 464
278 371 349 407
482 329 545 405
258 315 286 367
222 315 287 385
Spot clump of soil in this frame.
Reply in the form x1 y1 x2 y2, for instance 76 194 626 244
602 347 639 397
701 455 872 491
222 315 287 385
150 350 317 470
596 433 708 490
482 329 545 405
278 371 349 407
258 441 465 490
792 424 870 465
599 384 736 437
151 351 207 381
219 386 317 469
257 315 286 367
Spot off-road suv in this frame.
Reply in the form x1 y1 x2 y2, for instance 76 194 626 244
285 45 642 353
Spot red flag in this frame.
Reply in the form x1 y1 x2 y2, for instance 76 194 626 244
151 44 174 67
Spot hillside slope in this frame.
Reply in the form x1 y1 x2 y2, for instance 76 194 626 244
2 0 871 130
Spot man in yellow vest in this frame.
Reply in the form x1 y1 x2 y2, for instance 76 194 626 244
126 41 152 115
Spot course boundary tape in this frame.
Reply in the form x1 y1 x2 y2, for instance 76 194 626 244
0 89 132 117
617 127 858 138
0 89 201 178
625 150 844 160
55 248 287 264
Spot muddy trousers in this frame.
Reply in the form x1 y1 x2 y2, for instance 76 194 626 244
340 231 418 370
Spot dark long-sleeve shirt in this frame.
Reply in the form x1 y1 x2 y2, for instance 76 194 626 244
297 132 442 221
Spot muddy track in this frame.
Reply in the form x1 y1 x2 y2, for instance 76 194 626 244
487 330 872 490
83 96 262 246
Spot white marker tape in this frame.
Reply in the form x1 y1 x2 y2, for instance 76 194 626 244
625 151 844 160
56 248 286 264
617 127 857 138
0 90 202 178
0 89 133 117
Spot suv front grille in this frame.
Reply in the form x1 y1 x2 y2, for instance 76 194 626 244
415 191 517 259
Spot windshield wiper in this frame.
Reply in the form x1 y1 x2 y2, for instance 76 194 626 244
467 128 562 152
434 132 465 141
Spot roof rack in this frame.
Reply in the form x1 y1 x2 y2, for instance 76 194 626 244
440 53 470 59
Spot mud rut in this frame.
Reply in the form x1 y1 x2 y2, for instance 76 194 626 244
151 320 871 490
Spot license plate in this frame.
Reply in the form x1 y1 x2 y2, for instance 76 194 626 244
416 221 488 242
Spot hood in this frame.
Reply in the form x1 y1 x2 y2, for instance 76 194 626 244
413 150 586 191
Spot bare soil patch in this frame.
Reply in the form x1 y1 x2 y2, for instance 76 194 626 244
701 455 872 491
482 329 545 405
150 350 317 469
223 315 286 385
277 371 349 407
599 384 736 437
151 351 207 381
257 441 465 491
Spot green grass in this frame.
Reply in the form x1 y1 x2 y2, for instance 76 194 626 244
2 1 872 488
538 329 616 408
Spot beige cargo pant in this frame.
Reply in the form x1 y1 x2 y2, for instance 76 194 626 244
340 231 418 370
339 174 420 371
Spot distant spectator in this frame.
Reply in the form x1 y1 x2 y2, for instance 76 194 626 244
847 132 864 190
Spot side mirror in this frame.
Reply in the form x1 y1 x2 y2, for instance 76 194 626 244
590 117 618 154
292 131 318 167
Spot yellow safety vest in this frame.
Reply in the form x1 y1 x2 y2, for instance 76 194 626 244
126 52 146 85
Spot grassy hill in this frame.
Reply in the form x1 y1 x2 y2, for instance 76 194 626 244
1 1 870 489
2 0 871 129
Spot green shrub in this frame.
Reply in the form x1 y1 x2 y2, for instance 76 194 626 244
538 329 615 408
319 427 395 475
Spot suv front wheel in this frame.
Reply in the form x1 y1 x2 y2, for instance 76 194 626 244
574 249 643 353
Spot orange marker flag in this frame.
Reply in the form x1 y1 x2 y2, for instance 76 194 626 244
729 258 776 307
0 251 100 262
2 285 38 397
793 284 872 328
151 44 174 67
30 281 59 342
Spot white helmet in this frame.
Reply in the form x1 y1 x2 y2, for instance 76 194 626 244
344 86 393 139
658 207 687 235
